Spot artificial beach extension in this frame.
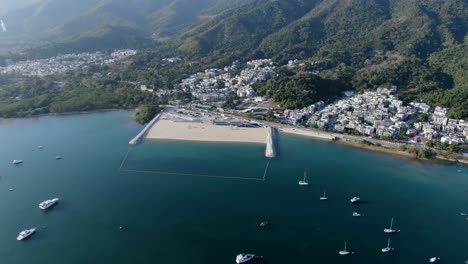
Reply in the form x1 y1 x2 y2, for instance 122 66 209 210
130 107 277 159
123 107 277 181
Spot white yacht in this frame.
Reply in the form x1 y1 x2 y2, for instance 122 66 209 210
339 241 352 256
384 217 400 234
298 171 309 186
381 238 393 253
17 228 36 241
352 212 361 217
12 160 23 165
320 190 328 201
350 197 360 204
236 254 255 263
39 198 59 210
429 257 440 263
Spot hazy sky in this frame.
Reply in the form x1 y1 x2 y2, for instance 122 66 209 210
1 0 38 15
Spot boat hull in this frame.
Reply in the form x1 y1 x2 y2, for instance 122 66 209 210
39 198 59 210
17 229 36 241
236 254 255 263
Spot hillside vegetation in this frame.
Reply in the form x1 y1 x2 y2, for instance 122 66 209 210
0 0 467 119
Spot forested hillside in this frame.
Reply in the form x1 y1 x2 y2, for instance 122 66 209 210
0 0 467 118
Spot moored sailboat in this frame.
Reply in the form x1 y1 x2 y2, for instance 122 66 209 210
384 217 400 234
339 241 353 256
298 171 309 186
381 238 394 253
320 190 328 201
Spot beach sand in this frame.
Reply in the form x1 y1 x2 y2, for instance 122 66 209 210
146 119 266 144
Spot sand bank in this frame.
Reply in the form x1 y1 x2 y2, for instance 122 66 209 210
146 119 266 144
278 127 336 141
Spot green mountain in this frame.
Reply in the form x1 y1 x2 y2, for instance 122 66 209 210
0 0 467 118
173 0 466 62
161 0 466 118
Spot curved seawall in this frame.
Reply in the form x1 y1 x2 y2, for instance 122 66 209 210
129 111 163 145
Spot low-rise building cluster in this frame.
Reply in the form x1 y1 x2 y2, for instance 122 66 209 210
174 59 276 104
283 87 466 145
0 49 137 77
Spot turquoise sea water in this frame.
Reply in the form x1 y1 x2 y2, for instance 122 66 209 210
0 111 467 264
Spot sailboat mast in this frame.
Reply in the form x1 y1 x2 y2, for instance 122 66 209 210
387 238 391 248
390 218 394 229
344 241 347 251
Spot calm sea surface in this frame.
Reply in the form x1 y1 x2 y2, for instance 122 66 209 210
0 111 467 264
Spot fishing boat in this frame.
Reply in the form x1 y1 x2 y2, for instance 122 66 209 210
298 171 309 186
384 217 400 234
12 160 23 165
320 190 328 201
339 241 352 256
236 254 256 263
429 257 440 263
381 238 394 253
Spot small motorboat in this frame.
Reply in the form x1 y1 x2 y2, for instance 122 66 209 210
236 254 256 263
259 221 269 227
55 156 62 160
37 146 44 149
352 212 361 217
17 228 36 241
12 160 23 165
429 257 440 263
350 197 360 204
39 198 59 210
460 213 467 216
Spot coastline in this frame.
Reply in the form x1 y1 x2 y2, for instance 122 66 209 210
0 108 128 122
278 128 467 165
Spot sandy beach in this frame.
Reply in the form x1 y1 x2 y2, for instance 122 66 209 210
146 119 266 144
278 127 336 141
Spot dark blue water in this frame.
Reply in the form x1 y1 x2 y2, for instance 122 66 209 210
0 111 467 263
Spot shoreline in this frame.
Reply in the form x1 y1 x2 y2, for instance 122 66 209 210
279 129 467 165
0 108 129 122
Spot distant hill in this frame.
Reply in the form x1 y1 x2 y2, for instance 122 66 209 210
0 0 256 54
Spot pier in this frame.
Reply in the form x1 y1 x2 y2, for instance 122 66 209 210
265 126 276 158
129 110 163 145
